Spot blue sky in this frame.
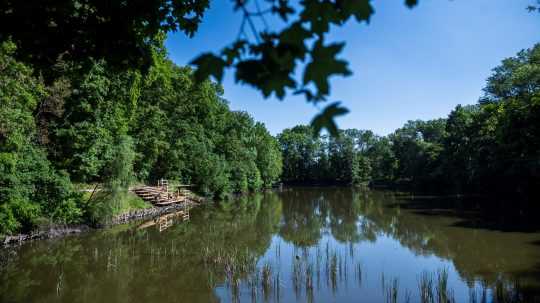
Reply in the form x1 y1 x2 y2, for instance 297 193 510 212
166 0 539 135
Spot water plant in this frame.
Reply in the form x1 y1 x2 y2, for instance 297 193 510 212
419 270 435 303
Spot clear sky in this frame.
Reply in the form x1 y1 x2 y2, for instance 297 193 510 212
166 0 539 135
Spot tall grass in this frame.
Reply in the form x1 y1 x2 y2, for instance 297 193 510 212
419 271 434 303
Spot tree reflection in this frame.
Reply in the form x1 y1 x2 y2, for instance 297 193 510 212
0 192 283 303
279 189 327 247
2 188 540 302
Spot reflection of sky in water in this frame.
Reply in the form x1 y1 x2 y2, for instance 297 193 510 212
216 230 477 302
2 188 538 303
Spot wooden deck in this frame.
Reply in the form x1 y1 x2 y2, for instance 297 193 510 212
131 179 200 207
130 180 198 231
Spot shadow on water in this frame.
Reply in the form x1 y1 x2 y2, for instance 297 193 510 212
361 190 540 301
387 193 540 233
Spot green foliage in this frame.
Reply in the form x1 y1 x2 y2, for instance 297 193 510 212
85 134 137 224
1 1 533 138
253 123 283 188
303 41 352 97
390 119 446 186
277 125 320 183
0 41 82 234
280 44 540 197
0 0 210 73
278 126 387 185
1 38 282 234
311 102 350 136
51 61 140 182
352 154 372 185
131 53 282 198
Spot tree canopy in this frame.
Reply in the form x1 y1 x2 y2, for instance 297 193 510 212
278 44 540 200
0 40 282 235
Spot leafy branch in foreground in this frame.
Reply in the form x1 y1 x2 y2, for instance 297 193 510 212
191 0 421 134
311 102 349 136
527 0 540 12
2 1 534 135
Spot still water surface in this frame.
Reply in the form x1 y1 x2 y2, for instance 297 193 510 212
2 187 540 302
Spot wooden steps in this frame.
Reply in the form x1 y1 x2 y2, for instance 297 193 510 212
131 179 198 209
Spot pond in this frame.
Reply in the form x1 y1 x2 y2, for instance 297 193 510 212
2 187 540 303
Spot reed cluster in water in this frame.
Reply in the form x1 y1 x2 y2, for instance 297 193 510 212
198 240 527 303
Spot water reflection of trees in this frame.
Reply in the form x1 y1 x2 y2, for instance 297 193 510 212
276 187 540 299
2 188 540 302
278 187 381 246
352 190 540 299
0 192 283 303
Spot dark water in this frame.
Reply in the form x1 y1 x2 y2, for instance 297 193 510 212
2 188 540 303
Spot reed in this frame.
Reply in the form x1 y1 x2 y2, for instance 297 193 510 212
261 262 273 300
436 268 449 303
355 261 362 287
403 289 412 303
292 256 302 298
384 277 399 303
418 270 434 303
330 251 338 292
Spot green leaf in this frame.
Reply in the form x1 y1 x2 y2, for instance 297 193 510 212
310 102 350 136
341 0 375 23
300 0 340 34
222 40 247 65
279 22 312 60
190 53 226 83
235 59 295 99
272 0 296 21
405 0 419 8
303 39 352 97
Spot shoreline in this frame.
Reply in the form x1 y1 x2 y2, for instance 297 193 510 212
1 201 199 248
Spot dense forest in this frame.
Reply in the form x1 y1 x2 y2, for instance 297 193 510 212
278 44 540 198
0 39 282 235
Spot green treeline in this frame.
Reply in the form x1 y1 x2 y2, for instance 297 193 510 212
278 44 540 196
0 40 282 235
1 38 538 236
